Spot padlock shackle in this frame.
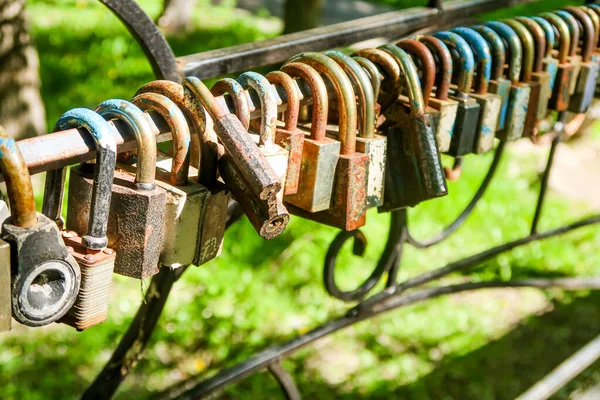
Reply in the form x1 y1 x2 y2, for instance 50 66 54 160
514 17 546 73
323 50 376 139
587 4 600 47
353 57 382 103
540 13 571 64
564 7 595 63
185 77 228 120
211 78 251 130
555 11 581 59
416 35 453 101
265 71 300 132
485 22 523 85
132 92 191 187
280 62 329 142
501 20 534 83
237 72 278 148
137 80 217 189
395 39 435 104
0 125 37 228
580 6 600 51
95 99 157 190
378 44 426 115
432 31 475 96
472 25 506 82
52 108 116 250
351 48 401 112
452 27 492 95
531 17 556 59
286 52 358 155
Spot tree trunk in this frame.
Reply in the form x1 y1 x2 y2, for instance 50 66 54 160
283 0 322 34
0 0 45 140
157 0 198 34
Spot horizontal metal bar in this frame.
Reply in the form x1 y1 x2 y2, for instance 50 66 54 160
178 0 536 79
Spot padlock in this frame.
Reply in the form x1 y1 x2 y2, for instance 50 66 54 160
531 16 560 93
285 52 368 230
352 48 401 117
452 27 502 154
472 25 512 132
131 92 210 268
0 125 79 329
211 78 251 133
185 77 289 239
264 71 304 196
485 21 531 141
67 100 165 279
501 20 542 138
414 35 459 153
41 110 116 330
136 80 230 264
353 56 382 106
323 50 386 209
514 17 553 121
432 31 481 156
281 62 340 212
583 4 600 90
555 10 582 96
377 44 447 210
541 12 575 112
564 7 599 113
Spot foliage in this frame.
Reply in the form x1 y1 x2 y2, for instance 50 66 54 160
1 0 599 399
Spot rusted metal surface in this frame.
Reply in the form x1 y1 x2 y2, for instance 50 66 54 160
556 10 582 96
0 125 37 228
211 78 251 130
0 239 10 332
266 71 304 196
541 13 573 112
195 184 230 265
352 48 400 113
61 232 115 331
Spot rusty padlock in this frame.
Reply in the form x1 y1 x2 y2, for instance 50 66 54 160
501 20 542 138
0 191 8 332
354 56 382 107
0 124 79 329
583 5 600 90
485 21 531 141
281 62 340 213
42 109 116 330
185 77 289 239
416 35 459 153
453 27 502 154
564 7 599 113
541 12 575 112
136 80 230 264
286 52 368 230
433 31 481 157
131 92 209 269
531 16 560 95
555 10 582 96
514 17 553 122
265 71 305 196
377 44 447 210
324 50 386 209
472 25 512 132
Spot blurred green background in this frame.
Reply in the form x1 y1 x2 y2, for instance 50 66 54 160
2 0 600 399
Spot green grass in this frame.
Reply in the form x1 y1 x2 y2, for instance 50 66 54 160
1 0 600 399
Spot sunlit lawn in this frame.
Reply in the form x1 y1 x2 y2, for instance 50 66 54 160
1 0 599 399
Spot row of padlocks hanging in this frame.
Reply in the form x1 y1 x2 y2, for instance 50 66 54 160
1 5 599 332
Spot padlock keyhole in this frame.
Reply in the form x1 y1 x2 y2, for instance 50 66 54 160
26 267 67 313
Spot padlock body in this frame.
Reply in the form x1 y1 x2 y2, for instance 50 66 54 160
60 234 115 331
67 165 165 279
569 62 600 113
447 95 481 157
275 127 305 196
428 97 459 152
284 137 340 213
549 64 574 111
488 79 512 132
497 84 530 141
0 239 10 332
543 57 559 91
470 92 502 154
523 81 541 138
355 135 387 209
3 213 80 327
194 185 230 265
531 71 552 120
154 170 209 268
568 56 582 95
250 132 289 203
